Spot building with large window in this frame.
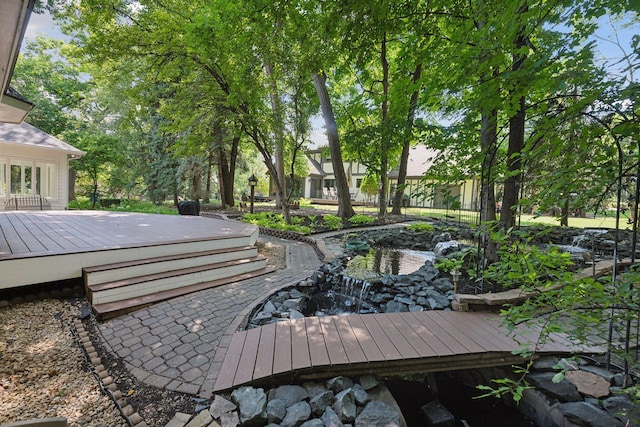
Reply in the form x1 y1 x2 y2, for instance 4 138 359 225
0 121 84 210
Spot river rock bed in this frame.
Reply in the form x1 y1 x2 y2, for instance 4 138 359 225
247 254 455 328
172 375 409 427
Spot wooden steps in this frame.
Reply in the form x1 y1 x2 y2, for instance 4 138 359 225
85 245 270 319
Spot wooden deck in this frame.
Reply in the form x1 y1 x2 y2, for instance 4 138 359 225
0 210 259 289
213 311 603 392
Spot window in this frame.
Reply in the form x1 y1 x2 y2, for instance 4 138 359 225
7 160 57 198
356 178 363 188
324 179 335 189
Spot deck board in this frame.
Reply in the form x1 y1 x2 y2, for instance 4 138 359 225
345 315 384 362
273 322 293 375
333 316 367 364
213 311 603 392
305 317 330 367
319 316 349 366
253 323 277 380
213 330 247 391
291 319 312 370
234 327 261 385
359 314 402 360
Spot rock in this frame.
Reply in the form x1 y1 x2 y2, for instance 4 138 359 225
263 300 277 313
322 406 345 427
289 289 304 298
231 386 267 426
359 375 379 390
420 400 454 427
309 390 334 416
283 298 303 310
580 365 615 383
281 401 312 427
532 356 560 371
553 401 624 427
220 411 239 427
526 372 582 402
289 309 305 319
393 296 415 306
384 301 409 313
434 240 459 256
409 305 424 312
210 395 237 418
300 419 325 427
356 401 401 427
184 409 213 427
251 311 273 324
267 399 286 423
326 376 354 393
352 383 370 406
334 388 357 423
303 381 327 398
269 384 308 407
602 394 640 423
565 370 610 398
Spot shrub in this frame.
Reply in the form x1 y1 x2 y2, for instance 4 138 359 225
348 214 375 225
323 214 343 230
241 212 312 234
406 222 434 232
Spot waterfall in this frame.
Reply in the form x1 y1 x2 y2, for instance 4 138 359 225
328 275 374 314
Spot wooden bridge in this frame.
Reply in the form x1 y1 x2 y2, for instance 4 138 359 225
213 310 602 392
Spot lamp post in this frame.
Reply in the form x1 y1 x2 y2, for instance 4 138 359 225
248 174 258 214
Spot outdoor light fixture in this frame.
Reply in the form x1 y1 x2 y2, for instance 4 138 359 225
451 268 462 294
248 174 258 214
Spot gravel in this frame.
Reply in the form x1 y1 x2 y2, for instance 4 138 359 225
0 241 288 427
0 299 127 427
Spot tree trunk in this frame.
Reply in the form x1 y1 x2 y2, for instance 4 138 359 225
480 108 499 261
265 63 287 209
391 63 422 215
68 168 77 202
560 197 569 226
500 27 527 232
312 72 355 219
378 34 390 220
501 95 525 230
204 152 213 203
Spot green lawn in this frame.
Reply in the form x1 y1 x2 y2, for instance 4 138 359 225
303 203 632 230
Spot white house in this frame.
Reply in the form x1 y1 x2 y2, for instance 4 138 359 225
0 121 85 210
302 144 479 209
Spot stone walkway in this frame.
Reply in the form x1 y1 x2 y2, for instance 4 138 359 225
98 235 320 398
97 221 416 400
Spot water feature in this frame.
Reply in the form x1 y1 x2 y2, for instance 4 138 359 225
304 275 377 316
344 247 436 279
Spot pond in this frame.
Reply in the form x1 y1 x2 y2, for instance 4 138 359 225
344 247 436 280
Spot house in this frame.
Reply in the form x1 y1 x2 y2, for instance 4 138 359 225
0 121 85 210
1 0 35 124
302 145 479 210
0 0 86 210
387 145 480 210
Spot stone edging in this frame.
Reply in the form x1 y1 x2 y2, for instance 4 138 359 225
258 226 325 261
70 317 148 427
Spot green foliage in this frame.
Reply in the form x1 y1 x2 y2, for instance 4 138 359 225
434 257 464 274
406 222 434 232
475 364 533 404
68 198 178 215
484 231 574 290
242 212 312 234
323 214 344 230
348 214 375 225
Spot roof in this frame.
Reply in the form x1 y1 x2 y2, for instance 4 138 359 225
0 0 35 123
388 145 439 179
0 121 85 156
307 156 326 177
